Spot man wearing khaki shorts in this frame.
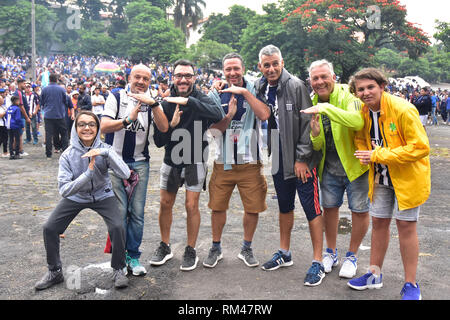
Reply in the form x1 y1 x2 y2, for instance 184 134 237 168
203 53 270 268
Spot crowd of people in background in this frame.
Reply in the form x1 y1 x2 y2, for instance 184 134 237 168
386 79 449 126
0 54 224 159
1 54 449 161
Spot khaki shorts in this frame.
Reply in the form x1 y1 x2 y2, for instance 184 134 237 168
208 161 267 213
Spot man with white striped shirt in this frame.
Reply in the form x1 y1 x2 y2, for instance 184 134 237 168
101 64 168 276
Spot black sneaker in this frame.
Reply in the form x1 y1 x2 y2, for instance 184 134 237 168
35 269 64 290
180 246 199 271
203 246 223 268
238 247 259 267
149 241 173 266
112 268 129 289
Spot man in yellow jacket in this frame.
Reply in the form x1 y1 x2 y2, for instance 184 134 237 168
348 68 430 300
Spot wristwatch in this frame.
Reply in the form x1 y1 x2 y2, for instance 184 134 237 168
122 117 130 127
149 101 160 109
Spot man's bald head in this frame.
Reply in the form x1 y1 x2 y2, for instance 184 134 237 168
131 64 151 76
129 64 151 93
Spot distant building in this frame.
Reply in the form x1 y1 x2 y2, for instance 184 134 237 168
186 17 208 48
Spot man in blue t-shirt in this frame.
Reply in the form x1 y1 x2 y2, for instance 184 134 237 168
203 53 270 269
430 90 438 126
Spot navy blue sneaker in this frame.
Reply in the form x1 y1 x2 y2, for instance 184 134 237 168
261 250 293 271
304 262 325 286
347 272 383 290
400 282 422 300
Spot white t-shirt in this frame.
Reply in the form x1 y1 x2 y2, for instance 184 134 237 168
102 87 155 163
0 103 7 127
91 94 105 115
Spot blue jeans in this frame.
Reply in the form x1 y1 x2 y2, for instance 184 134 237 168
431 107 438 125
26 115 38 143
110 161 150 259
320 170 369 213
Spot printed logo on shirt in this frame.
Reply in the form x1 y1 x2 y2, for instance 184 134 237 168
127 120 146 133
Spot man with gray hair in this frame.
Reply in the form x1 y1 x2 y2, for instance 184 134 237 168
300 59 369 280
254 44 324 286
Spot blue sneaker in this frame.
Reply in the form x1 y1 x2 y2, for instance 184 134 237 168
261 250 293 271
400 282 422 300
348 272 383 290
323 248 338 273
304 262 325 286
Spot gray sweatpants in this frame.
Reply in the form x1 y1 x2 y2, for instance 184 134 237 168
43 197 126 271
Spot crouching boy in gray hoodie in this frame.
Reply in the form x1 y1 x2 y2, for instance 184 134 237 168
35 111 131 291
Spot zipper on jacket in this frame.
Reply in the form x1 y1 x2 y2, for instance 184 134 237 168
88 156 96 203
380 121 388 148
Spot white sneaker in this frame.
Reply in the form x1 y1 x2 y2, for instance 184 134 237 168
339 253 357 278
322 248 338 273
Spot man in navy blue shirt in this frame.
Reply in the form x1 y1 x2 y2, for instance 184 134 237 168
203 53 270 269
40 73 69 159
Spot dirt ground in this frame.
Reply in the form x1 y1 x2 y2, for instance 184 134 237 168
0 121 449 302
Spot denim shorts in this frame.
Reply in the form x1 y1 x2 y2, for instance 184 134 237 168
320 170 369 213
370 184 420 221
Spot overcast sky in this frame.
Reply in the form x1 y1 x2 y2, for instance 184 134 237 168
202 0 449 39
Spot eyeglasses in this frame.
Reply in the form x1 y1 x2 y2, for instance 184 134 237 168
174 73 195 80
77 122 97 128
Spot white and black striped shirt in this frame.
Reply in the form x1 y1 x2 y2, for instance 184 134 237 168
370 109 393 187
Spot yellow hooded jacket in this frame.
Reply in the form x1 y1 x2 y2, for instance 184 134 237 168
354 92 431 211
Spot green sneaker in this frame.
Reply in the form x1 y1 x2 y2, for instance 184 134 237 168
126 254 147 276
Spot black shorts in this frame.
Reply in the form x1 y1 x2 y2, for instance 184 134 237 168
272 148 321 221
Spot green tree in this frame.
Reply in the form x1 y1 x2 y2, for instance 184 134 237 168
181 39 234 69
434 20 450 51
242 0 431 81
119 0 186 61
201 5 256 52
65 21 114 56
147 0 174 11
75 0 105 22
0 0 59 55
239 3 290 71
173 0 206 37
372 47 403 73
281 0 431 81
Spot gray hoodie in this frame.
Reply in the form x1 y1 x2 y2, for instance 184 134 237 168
58 115 130 203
